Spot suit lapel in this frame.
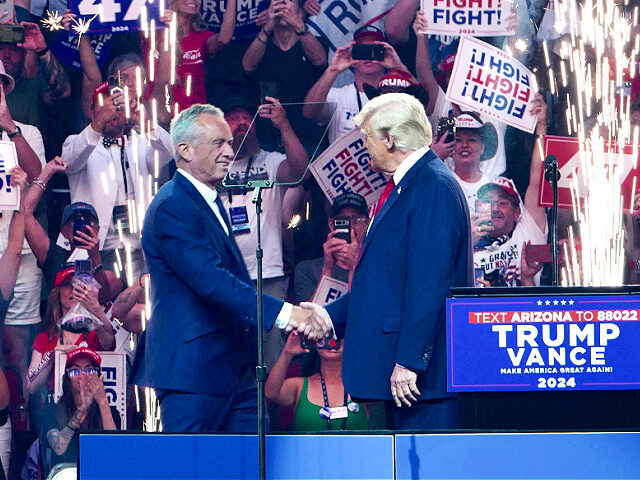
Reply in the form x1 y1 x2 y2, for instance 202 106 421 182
359 150 435 261
174 173 247 271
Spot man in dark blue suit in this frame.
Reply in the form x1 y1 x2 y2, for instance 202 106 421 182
317 93 473 430
131 104 331 432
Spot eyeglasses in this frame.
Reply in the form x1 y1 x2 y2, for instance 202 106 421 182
66 367 99 377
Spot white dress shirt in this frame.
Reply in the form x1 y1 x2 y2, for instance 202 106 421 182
178 169 229 235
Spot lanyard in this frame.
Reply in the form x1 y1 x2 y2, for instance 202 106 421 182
355 83 362 111
319 371 348 430
226 156 254 203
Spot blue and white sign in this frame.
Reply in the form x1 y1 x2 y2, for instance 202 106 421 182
447 293 640 392
50 31 113 69
69 0 163 33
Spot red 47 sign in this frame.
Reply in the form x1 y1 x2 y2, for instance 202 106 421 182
538 135 640 213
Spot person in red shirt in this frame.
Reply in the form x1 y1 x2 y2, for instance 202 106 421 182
159 0 238 111
26 263 115 400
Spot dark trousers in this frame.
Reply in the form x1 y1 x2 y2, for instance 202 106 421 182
157 384 259 433
389 397 459 431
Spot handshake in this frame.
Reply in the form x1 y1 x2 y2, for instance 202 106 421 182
287 302 334 341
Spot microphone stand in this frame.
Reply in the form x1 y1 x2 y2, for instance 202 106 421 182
250 179 273 480
544 155 561 286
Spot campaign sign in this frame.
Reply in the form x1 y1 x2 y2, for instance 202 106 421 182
201 0 264 39
51 31 113 70
69 0 163 34
55 350 127 428
0 141 19 210
446 35 537 133
309 128 388 206
538 135 640 213
420 0 512 37
447 293 640 392
312 276 348 306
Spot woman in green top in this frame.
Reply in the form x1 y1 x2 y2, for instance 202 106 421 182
265 332 369 431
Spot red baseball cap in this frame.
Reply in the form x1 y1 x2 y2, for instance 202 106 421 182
377 69 415 89
478 177 522 205
353 25 385 43
53 263 74 288
92 81 109 106
66 346 102 368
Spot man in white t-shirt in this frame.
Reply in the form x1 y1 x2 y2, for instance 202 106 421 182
220 96 309 370
303 26 410 144
473 94 550 287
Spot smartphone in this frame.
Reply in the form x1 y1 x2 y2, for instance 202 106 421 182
436 115 455 143
108 74 124 96
524 243 566 264
333 216 351 243
0 24 24 44
260 81 278 105
74 259 93 286
475 200 492 227
300 335 341 350
73 214 91 238
351 43 385 61
0 0 14 26
474 267 485 288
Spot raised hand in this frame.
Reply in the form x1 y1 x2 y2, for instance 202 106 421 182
258 96 290 131
412 10 428 37
9 166 27 192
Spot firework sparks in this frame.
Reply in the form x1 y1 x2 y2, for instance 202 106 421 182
41 10 64 31
71 11 99 46
287 214 301 229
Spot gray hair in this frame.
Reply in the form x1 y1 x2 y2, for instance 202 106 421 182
354 92 432 152
108 53 146 78
170 104 224 160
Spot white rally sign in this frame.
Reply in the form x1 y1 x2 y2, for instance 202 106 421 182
309 129 388 206
312 276 349 306
0 141 19 210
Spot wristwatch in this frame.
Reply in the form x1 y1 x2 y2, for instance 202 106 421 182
7 125 21 139
296 25 309 36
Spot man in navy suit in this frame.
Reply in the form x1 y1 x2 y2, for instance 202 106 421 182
316 93 473 430
132 104 331 432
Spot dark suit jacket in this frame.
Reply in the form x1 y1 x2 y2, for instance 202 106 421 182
325 149 473 401
131 172 283 395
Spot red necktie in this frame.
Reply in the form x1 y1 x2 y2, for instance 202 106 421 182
353 178 396 275
371 178 396 220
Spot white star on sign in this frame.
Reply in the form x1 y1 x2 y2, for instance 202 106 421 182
553 300 559 305
537 300 542 306
569 300 574 305
545 300 551 306
561 300 566 305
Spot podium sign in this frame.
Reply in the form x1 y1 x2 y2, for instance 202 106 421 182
447 291 640 392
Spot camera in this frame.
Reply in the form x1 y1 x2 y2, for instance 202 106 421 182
332 216 351 243
0 24 24 44
352 43 385 61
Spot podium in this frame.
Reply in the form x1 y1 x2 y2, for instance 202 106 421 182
448 286 640 429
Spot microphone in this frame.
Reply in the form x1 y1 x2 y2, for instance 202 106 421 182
544 155 560 182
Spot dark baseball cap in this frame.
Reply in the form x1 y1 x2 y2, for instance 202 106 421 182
61 202 99 227
331 192 368 217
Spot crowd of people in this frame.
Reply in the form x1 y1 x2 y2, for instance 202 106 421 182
0 0 631 477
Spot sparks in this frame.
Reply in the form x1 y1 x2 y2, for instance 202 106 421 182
71 12 99 46
41 10 64 31
288 214 301 229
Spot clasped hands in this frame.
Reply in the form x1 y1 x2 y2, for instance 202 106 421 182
287 302 334 342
